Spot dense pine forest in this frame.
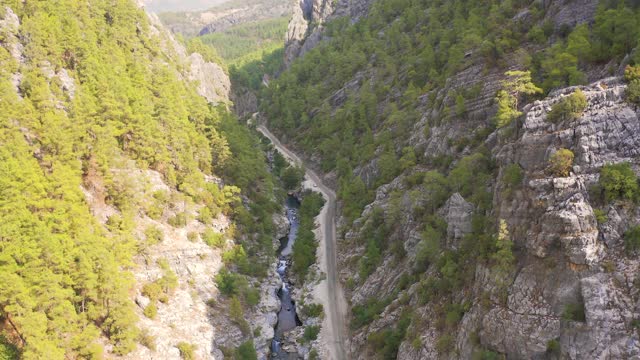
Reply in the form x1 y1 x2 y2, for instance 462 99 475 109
0 1 280 358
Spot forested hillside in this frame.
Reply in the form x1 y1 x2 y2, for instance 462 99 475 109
253 0 640 358
264 0 640 189
0 1 278 359
198 16 288 65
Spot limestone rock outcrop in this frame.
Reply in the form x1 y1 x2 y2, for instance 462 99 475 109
284 0 376 65
145 11 230 104
338 77 640 359
187 52 231 104
441 193 474 248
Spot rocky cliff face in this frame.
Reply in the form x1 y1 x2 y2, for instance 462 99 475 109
274 0 640 358
146 11 231 103
284 0 333 66
110 7 281 360
486 79 640 359
336 78 640 359
284 0 375 65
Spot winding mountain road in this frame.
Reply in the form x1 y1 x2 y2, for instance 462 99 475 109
257 125 349 360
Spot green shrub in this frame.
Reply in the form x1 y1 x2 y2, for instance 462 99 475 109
177 342 196 360
423 125 431 139
142 282 163 302
219 345 234 358
202 229 225 248
303 325 321 342
145 225 164 245
548 148 574 177
624 62 640 105
411 336 422 349
145 191 168 219
308 349 320 360
624 225 640 254
626 80 640 105
229 296 250 334
229 296 244 323
157 258 179 295
455 93 466 116
140 259 178 304
301 303 324 318
138 329 156 351
404 171 427 187
281 166 305 190
417 277 441 305
400 147 417 171
245 287 260 307
0 335 19 360
546 339 560 354
436 334 454 354
562 303 586 322
146 202 164 220
599 162 639 202
143 303 157 319
152 190 169 202
352 297 392 329
359 238 382 279
445 309 462 327
547 89 587 123
527 25 547 44
215 268 241 296
473 349 502 360
168 212 188 228
502 163 524 199
222 245 250 272
444 303 466 327
234 340 258 360
593 208 608 224
624 65 640 82
187 231 198 242
197 206 213 224
503 163 523 189
448 152 491 198
414 226 442 273
366 311 411 359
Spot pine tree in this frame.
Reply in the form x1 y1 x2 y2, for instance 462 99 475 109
494 90 520 128
492 219 515 297
494 71 542 127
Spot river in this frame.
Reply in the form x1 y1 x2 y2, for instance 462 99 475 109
270 195 302 358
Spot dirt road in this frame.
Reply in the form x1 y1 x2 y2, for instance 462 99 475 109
257 125 349 360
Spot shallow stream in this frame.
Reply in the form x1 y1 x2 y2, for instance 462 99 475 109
270 196 302 358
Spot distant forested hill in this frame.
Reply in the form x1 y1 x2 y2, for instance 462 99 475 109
157 0 291 37
143 0 227 13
